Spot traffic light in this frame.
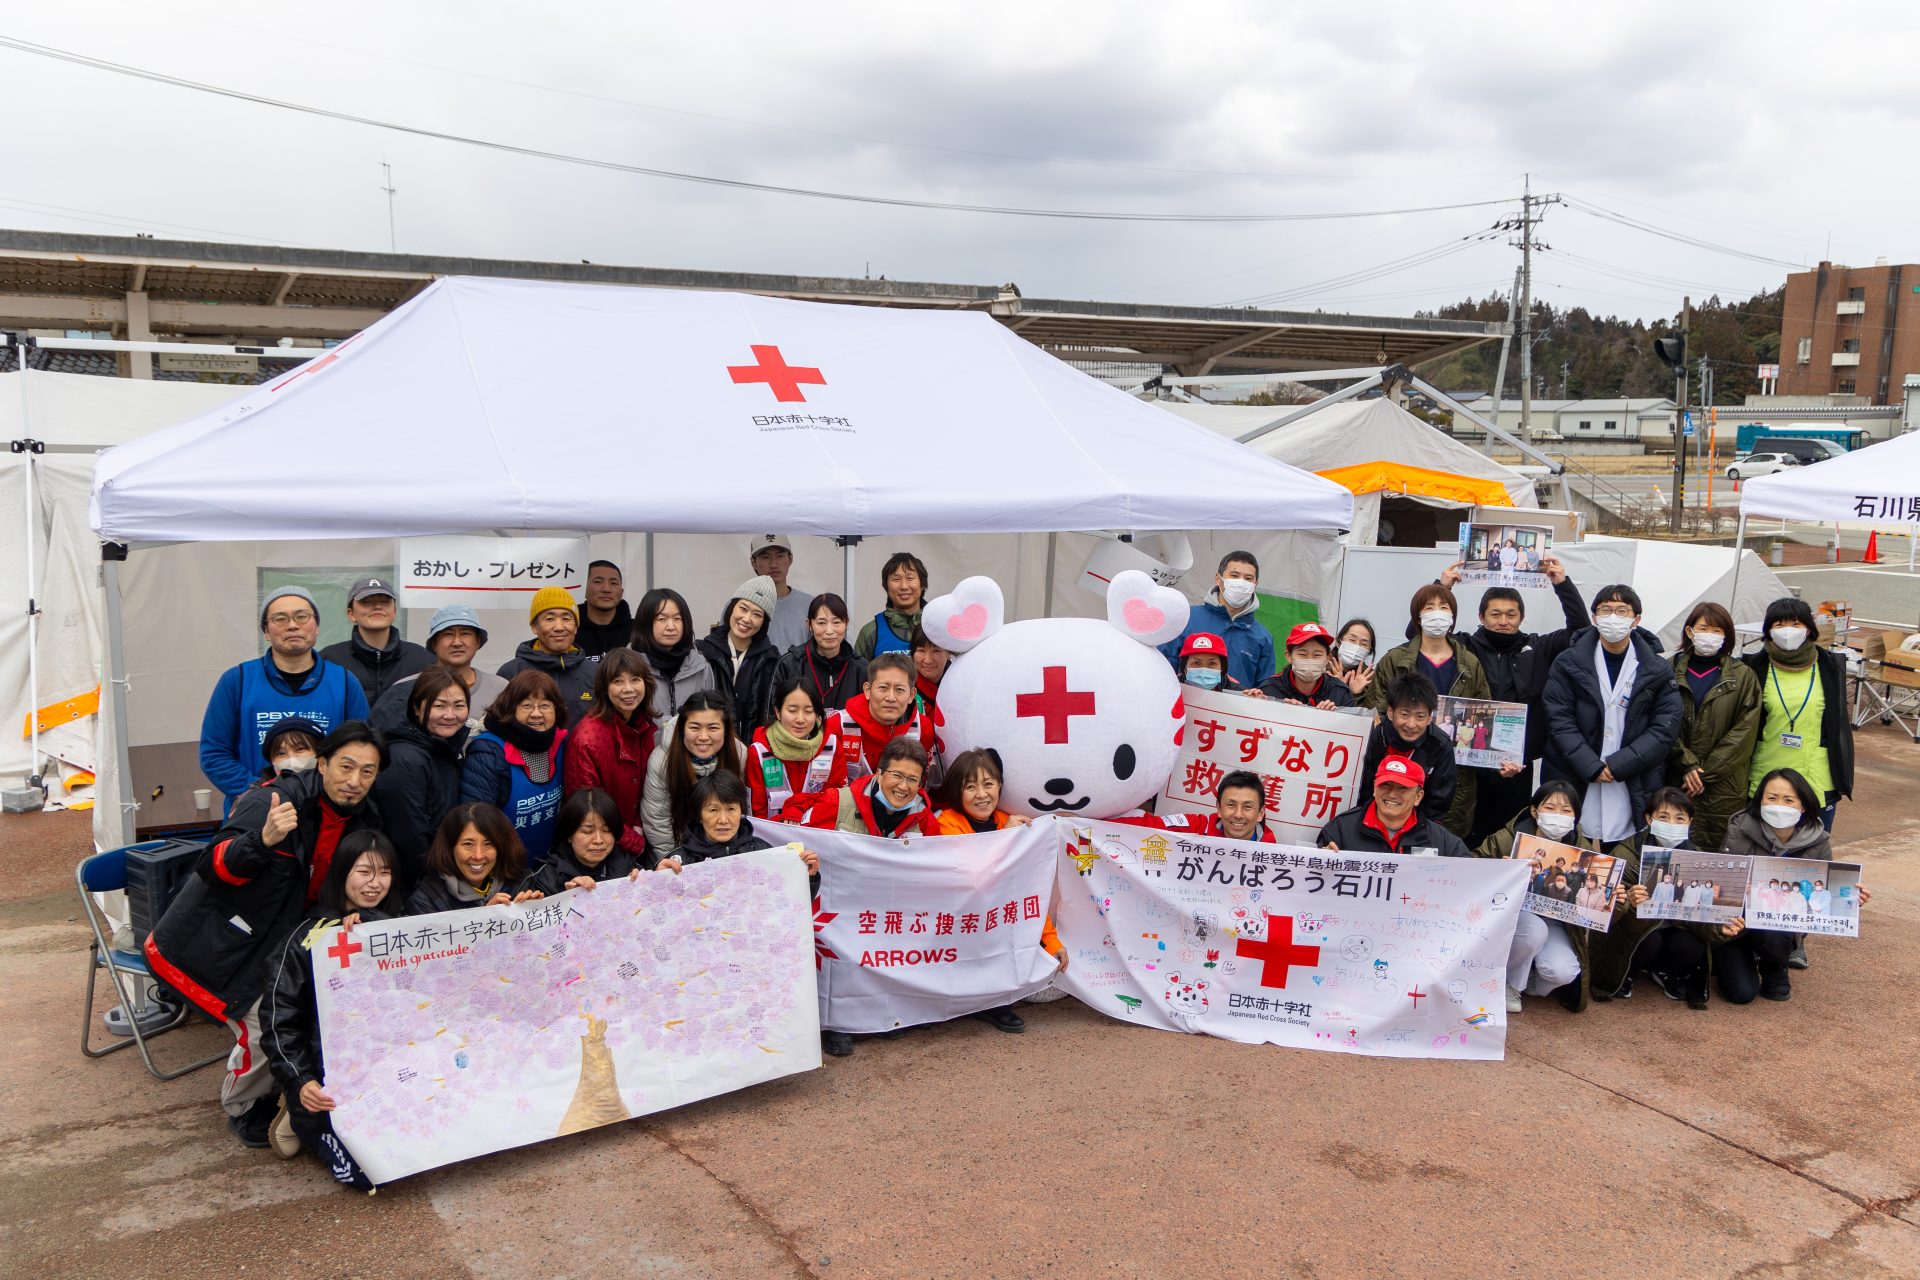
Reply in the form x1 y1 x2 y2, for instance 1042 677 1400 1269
1653 334 1687 371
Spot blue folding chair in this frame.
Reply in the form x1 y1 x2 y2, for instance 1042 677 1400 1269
78 844 226 1080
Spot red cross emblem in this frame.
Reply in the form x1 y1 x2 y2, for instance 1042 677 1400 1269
1014 665 1097 744
813 896 839 971
325 929 363 970
728 345 827 403
1234 914 1320 989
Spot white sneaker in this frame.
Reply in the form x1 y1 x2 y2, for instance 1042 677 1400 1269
1504 984 1523 1014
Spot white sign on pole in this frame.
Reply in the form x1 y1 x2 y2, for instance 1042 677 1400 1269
397 534 589 609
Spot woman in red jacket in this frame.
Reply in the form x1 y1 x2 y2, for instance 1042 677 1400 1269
561 648 658 862
747 676 859 819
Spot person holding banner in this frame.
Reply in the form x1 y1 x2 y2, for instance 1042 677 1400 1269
368 667 471 893
783 738 941 838
1154 770 1279 843
768 593 868 717
660 772 819 874
261 830 404 1191
1175 632 1248 692
855 551 930 659
1666 602 1762 852
1357 674 1459 830
525 789 647 893
630 588 721 720
497 586 600 712
1159 551 1276 692
462 671 571 867
405 803 543 913
746 678 858 819
562 649 660 862
641 690 747 855
1259 623 1355 709
1319 756 1470 858
826 653 936 781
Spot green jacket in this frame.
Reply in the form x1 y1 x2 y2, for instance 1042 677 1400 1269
854 606 922 660
1665 653 1762 852
1365 636 1489 836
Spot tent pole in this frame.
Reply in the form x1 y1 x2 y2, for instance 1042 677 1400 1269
102 546 137 847
1235 374 1384 444
644 533 655 592
836 535 861 614
13 337 45 792
1731 511 1747 609
1043 532 1058 618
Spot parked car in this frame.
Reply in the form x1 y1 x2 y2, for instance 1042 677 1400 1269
1726 452 1800 481
1756 437 1846 465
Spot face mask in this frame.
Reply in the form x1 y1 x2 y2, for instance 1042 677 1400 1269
1648 819 1691 846
1184 668 1222 690
1689 631 1725 657
1534 811 1577 840
1760 804 1803 830
278 753 316 774
1338 641 1371 668
1770 625 1809 652
1220 579 1256 609
1594 615 1635 645
1419 610 1453 637
1291 656 1328 683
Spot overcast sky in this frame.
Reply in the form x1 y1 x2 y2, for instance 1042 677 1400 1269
3 1 1914 324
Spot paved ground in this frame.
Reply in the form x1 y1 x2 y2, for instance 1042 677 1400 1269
9 725 1920 1279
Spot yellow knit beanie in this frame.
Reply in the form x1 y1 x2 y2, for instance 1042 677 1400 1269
528 586 579 624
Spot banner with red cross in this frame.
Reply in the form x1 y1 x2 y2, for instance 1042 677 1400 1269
1053 819 1529 1060
1157 686 1368 844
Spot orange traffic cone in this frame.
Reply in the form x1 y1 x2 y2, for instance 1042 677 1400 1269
1863 531 1880 564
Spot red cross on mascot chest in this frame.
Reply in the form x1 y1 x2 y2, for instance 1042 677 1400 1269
1015 665 1098 744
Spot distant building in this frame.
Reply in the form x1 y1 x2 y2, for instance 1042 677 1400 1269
1448 395 1676 441
1778 259 1920 404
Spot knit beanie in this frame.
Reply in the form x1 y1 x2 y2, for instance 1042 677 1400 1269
731 575 779 621
528 586 579 624
260 586 318 630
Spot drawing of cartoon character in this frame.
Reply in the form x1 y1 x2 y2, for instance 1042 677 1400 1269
1161 973 1210 1028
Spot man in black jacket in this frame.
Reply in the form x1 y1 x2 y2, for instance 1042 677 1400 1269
147 722 388 1148
576 560 634 657
1542 584 1684 847
1442 557 1587 844
1357 673 1458 830
320 577 431 704
1318 756 1471 856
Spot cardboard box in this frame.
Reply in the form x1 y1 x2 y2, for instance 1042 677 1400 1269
1881 630 1920 672
1872 661 1920 690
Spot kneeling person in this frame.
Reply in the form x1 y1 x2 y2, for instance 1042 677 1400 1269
1318 757 1470 857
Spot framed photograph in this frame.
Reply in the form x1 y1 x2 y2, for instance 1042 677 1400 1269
1513 833 1626 933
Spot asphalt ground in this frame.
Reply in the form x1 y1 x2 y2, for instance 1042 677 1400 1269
6 732 1919 1278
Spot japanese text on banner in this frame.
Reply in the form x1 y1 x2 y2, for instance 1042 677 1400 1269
397 534 589 609
1158 686 1368 843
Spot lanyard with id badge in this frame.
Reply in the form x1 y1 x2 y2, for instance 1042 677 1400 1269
1771 665 1815 749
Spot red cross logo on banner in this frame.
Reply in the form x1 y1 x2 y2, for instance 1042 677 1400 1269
1234 914 1320 989
1015 665 1097 744
325 929 363 970
728 345 827 403
812 897 839 971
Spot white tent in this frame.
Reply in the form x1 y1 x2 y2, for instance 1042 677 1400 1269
1153 398 1538 544
1738 430 1920 524
1580 535 1789 649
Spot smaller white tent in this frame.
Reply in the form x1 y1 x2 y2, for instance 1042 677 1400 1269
1154 398 1538 544
1739 430 1920 524
1580 535 1789 648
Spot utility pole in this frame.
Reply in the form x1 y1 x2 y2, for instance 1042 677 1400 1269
1669 298 1690 534
1493 175 1561 441
1560 360 1572 398
380 160 398 252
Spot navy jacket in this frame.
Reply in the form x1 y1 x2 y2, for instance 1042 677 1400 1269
1543 630 1684 823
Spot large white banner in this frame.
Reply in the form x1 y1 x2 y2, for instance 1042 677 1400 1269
763 818 1060 1033
1055 820 1529 1060
397 534 590 609
314 850 818 1184
1157 686 1369 844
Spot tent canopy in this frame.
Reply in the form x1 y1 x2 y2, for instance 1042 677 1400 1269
1739 430 1920 524
1 370 244 450
1153 398 1538 508
90 278 1354 543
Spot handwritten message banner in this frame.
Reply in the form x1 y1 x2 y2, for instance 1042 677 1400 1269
764 818 1060 1034
1158 686 1368 844
397 534 589 609
1055 820 1528 1060
1745 857 1863 938
314 851 818 1184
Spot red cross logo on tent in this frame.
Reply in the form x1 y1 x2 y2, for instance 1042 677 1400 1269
1015 665 1097 744
729 345 827 403
1234 914 1320 989
326 929 363 970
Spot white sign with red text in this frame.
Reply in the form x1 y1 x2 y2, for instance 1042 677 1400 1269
1157 686 1368 844
1054 820 1529 1059
761 818 1062 1034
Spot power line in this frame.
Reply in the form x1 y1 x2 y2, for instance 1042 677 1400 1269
1212 232 1499 308
1562 197 1805 269
0 35 1520 226
0 192 315 245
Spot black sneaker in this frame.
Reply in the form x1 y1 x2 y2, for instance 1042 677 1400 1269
974 1006 1026 1034
1648 970 1686 1003
1787 945 1810 971
821 1031 854 1057
227 1101 273 1149
1760 974 1793 1002
1615 975 1634 1000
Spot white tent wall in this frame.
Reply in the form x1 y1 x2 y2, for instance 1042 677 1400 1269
0 371 246 448
0 460 31 787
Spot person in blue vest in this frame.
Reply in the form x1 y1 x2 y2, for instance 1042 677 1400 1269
854 551 928 659
462 668 571 868
1159 550 1276 692
199 587 369 809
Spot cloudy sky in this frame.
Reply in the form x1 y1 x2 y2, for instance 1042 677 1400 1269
2 1 1912 322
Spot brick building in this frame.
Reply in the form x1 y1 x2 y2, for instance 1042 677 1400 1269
1778 260 1920 404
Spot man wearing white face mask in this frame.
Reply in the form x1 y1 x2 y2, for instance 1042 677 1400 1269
1742 597 1852 837
1542 584 1683 847
1159 551 1276 693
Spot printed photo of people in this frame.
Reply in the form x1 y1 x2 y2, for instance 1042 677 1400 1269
1745 857 1864 938
1637 848 1750 924
1457 520 1555 587
1514 833 1626 933
1435 695 1527 769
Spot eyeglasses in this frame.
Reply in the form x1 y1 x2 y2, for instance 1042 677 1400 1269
1594 606 1637 619
266 611 315 626
879 769 923 788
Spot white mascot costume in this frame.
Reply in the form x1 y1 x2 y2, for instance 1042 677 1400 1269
923 570 1191 819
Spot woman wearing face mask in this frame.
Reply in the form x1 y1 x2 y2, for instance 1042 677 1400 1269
1666 603 1762 851
745 677 859 819
1742 598 1852 836
1585 788 1737 1011
1259 624 1356 709
1175 632 1248 692
1367 584 1489 834
258 717 323 783
641 690 747 855
1329 619 1379 699
461 670 571 868
768 593 868 717
369 666 471 894
1473 780 1600 1013
630 588 719 720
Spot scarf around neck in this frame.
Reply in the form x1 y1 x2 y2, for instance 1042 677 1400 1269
1766 639 1817 670
766 719 824 763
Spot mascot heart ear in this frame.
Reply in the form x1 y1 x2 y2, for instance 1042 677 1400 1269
1106 569 1189 647
922 575 1005 653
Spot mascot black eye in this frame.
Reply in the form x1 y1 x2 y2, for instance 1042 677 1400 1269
1112 744 1136 780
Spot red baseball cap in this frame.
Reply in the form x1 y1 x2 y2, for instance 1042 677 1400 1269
1179 632 1227 659
1286 622 1335 649
1374 755 1426 788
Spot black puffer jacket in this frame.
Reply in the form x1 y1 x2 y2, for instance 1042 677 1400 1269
524 846 644 896
1356 721 1459 831
320 630 432 704
696 627 780 730
1461 576 1588 760
368 711 468 892
668 818 774 867
576 601 634 658
145 771 384 1022
1542 629 1684 825
1316 805 1471 857
497 641 599 713
263 907 396 1107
